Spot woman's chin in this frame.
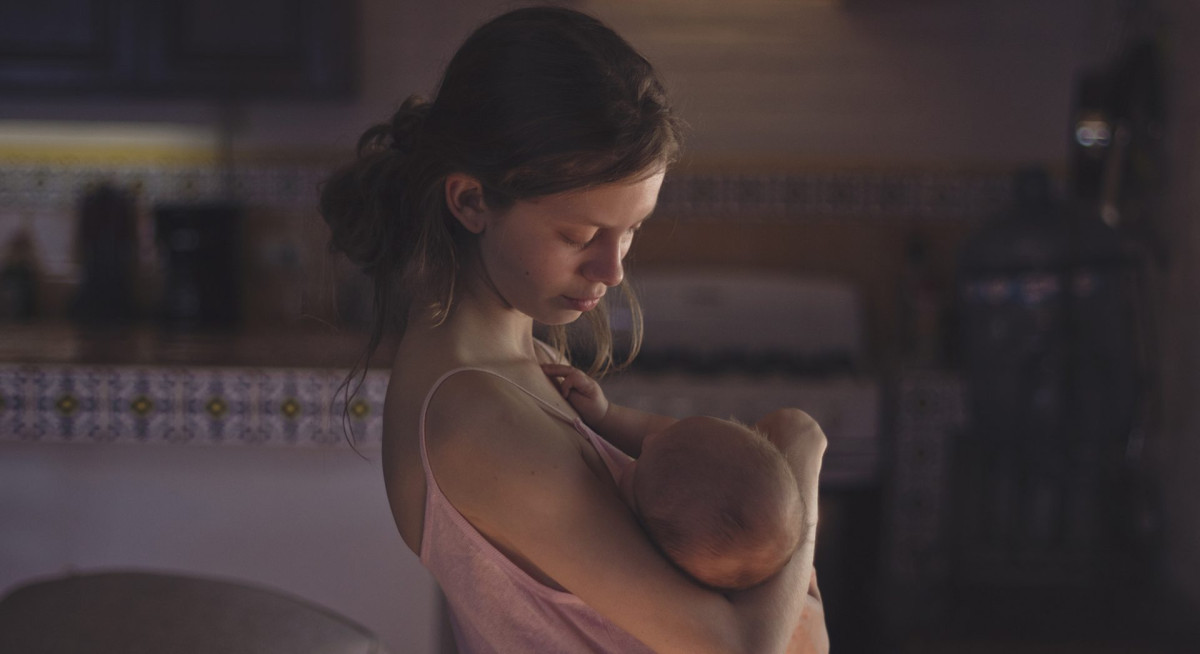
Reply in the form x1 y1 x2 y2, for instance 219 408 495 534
537 311 584 327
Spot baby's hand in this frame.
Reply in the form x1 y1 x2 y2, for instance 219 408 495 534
541 364 610 428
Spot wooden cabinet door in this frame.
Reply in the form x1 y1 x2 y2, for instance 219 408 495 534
138 0 355 98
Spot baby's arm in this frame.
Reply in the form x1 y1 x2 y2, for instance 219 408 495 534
541 363 675 457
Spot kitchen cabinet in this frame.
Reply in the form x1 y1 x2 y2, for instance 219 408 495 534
0 1 139 93
0 0 355 98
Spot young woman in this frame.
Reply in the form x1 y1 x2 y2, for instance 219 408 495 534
320 7 827 653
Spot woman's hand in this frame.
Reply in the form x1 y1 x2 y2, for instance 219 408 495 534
541 363 611 427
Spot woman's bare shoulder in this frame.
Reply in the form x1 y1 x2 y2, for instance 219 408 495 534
420 368 596 541
422 369 574 471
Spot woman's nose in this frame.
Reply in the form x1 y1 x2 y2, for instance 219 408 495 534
582 239 625 287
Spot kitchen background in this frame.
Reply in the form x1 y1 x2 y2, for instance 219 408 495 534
1 0 1199 652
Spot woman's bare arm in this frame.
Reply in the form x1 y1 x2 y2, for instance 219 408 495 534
756 408 825 536
425 372 815 654
756 408 829 653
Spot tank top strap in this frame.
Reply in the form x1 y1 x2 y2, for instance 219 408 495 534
417 367 577 470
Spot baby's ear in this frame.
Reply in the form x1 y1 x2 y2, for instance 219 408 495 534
444 172 490 234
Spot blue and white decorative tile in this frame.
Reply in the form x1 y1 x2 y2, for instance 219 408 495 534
181 368 247 446
32 366 90 442
0 365 388 449
224 369 275 446
106 368 142 443
69 368 119 443
343 370 387 448
257 370 297 445
136 367 191 445
0 365 31 438
278 370 337 446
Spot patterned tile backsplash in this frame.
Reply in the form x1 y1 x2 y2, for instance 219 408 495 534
0 364 386 448
0 160 1013 219
0 158 1005 449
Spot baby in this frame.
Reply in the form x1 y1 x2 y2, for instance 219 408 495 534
621 415 804 590
543 364 804 590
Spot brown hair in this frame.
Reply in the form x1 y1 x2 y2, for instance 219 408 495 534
320 7 683 436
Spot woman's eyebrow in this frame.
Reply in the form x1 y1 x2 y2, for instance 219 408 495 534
575 210 656 229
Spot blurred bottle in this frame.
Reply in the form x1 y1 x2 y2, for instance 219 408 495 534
71 183 139 324
0 229 38 321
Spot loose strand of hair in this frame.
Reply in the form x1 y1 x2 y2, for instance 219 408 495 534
335 272 395 455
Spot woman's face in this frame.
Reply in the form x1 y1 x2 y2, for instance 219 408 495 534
474 170 665 325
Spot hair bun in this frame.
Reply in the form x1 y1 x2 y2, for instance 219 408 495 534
353 95 431 158
388 95 431 155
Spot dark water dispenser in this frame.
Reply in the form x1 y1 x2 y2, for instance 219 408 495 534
955 169 1140 586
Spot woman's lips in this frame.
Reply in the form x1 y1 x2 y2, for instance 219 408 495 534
563 295 602 312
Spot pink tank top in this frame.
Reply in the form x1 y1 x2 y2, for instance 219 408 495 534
417 367 655 654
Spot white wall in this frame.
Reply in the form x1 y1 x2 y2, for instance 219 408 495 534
0 441 439 654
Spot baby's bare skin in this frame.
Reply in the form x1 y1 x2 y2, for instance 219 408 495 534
544 364 828 651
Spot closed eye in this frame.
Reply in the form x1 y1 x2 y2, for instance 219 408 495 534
561 232 596 248
561 220 644 248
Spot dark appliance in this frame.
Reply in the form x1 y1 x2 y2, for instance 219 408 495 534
155 203 242 327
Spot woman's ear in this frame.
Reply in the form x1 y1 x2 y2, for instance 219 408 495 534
445 173 489 234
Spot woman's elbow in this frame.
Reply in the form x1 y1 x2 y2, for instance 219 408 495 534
761 409 827 453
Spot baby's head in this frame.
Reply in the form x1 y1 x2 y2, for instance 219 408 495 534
623 416 803 590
